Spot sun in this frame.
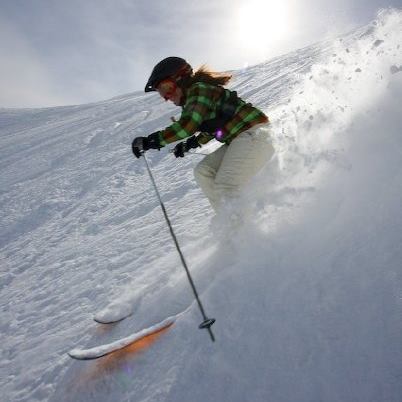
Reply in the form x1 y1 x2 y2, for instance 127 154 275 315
236 1 290 48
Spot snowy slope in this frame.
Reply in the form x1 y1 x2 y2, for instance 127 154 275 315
1 8 402 402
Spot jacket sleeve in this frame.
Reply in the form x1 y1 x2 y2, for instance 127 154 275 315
158 85 214 146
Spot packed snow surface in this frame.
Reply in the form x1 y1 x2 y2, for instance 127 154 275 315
1 8 402 402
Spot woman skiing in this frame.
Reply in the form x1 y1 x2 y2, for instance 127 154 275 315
132 57 274 212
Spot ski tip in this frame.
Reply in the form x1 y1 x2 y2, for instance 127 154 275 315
93 316 127 324
68 350 112 360
93 306 134 325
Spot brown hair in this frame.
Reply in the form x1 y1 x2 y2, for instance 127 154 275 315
179 65 232 89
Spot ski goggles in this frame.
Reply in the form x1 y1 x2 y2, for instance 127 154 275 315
156 79 177 101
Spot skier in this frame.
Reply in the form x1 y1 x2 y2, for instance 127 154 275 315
132 57 274 212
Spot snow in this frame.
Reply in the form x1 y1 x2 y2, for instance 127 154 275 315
1 8 402 402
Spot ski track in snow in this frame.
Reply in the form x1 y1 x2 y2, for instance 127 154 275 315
1 8 402 402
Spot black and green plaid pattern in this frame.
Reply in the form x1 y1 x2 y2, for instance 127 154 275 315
158 82 268 146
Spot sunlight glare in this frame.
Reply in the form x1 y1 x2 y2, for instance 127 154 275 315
236 1 290 47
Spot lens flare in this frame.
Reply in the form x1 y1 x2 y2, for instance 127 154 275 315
73 322 174 387
215 129 224 140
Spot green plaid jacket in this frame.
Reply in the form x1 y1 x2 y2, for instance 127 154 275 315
158 82 268 146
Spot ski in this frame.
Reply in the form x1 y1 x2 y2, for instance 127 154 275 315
93 313 132 324
68 315 176 360
93 303 135 324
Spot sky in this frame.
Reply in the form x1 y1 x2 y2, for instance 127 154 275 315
0 0 401 108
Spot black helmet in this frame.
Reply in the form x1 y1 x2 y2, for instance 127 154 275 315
144 57 193 92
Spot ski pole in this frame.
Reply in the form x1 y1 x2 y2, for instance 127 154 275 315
141 152 216 342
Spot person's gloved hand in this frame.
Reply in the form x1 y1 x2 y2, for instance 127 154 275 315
173 135 200 158
131 132 161 158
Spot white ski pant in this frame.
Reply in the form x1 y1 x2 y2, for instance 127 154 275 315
194 124 274 211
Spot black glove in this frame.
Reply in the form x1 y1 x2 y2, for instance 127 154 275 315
173 135 200 158
131 132 161 158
